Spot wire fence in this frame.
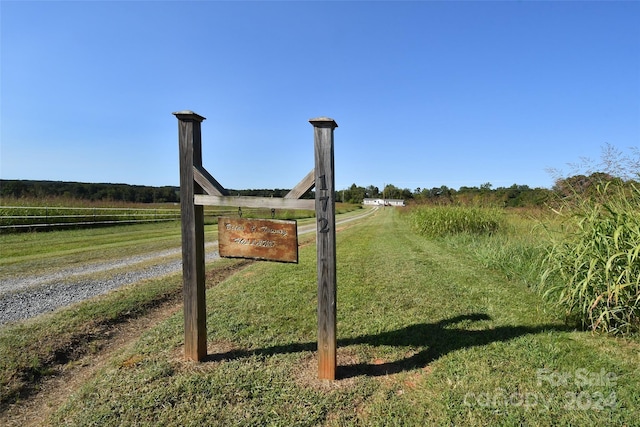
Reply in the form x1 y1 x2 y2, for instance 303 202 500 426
0 206 261 232
1 205 315 232
0 206 181 230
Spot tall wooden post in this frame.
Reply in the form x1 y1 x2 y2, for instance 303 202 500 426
174 110 207 361
310 117 338 380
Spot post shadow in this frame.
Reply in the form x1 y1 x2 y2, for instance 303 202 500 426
204 313 568 379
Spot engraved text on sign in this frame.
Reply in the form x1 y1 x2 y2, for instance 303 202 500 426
218 217 299 263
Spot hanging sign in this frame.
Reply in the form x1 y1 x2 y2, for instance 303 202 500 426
218 217 298 263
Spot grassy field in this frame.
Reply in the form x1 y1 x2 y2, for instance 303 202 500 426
4 207 635 425
0 199 330 230
0 206 363 412
0 204 360 278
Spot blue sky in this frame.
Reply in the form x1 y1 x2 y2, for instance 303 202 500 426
2 1 639 192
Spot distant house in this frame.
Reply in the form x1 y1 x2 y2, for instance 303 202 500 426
363 198 405 207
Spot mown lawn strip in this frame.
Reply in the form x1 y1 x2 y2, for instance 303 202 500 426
47 209 639 426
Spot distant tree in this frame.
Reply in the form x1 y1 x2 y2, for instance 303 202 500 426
480 182 493 191
342 183 366 204
382 184 402 200
553 172 615 199
365 185 380 198
401 188 413 200
0 180 185 204
548 143 639 185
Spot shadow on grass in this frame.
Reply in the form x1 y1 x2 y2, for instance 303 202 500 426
205 313 568 379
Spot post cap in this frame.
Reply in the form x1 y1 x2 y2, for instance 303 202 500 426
172 110 206 122
309 117 338 128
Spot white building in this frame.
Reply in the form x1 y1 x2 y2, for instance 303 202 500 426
363 198 405 207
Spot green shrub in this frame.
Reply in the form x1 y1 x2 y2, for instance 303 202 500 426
540 182 640 335
405 205 505 238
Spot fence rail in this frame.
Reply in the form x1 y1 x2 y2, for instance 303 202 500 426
0 206 263 231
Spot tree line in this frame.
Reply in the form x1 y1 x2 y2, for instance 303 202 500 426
338 182 553 207
340 173 639 208
0 180 311 203
336 144 639 206
2 171 637 208
1 180 181 203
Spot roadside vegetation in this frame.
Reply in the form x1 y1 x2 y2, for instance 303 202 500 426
405 184 640 337
403 145 640 337
405 205 505 238
2 208 637 425
541 181 640 335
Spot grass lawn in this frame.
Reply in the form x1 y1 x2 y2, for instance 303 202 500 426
26 209 640 425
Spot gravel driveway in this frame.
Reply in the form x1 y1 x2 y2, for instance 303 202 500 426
0 209 376 325
0 244 221 325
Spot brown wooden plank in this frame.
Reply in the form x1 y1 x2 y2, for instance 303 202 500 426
218 217 298 263
310 117 338 380
195 194 314 210
285 169 315 199
174 110 207 362
193 165 228 196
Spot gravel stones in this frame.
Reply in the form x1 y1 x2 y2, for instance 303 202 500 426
0 246 219 325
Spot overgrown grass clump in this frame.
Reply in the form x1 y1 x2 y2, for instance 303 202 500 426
406 205 505 238
440 210 552 291
540 183 640 335
404 205 544 289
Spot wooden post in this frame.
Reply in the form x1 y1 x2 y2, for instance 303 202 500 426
310 117 338 380
174 110 207 361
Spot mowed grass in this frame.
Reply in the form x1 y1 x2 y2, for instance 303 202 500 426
43 208 640 426
0 212 336 411
0 221 186 279
0 217 314 280
0 205 354 278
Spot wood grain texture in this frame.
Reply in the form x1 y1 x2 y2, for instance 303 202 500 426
176 111 338 377
193 165 228 196
195 194 315 210
174 111 207 361
310 117 338 380
218 217 298 263
285 169 315 199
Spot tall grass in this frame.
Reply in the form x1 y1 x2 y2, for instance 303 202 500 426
444 211 551 290
540 182 640 335
404 206 546 288
405 196 640 336
405 205 505 238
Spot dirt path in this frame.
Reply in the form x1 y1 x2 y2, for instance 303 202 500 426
1 300 183 427
0 261 253 427
0 208 377 425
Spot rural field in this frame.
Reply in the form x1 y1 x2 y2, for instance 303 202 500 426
1 206 639 426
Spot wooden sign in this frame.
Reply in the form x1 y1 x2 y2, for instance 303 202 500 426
218 217 298 263
175 111 338 379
